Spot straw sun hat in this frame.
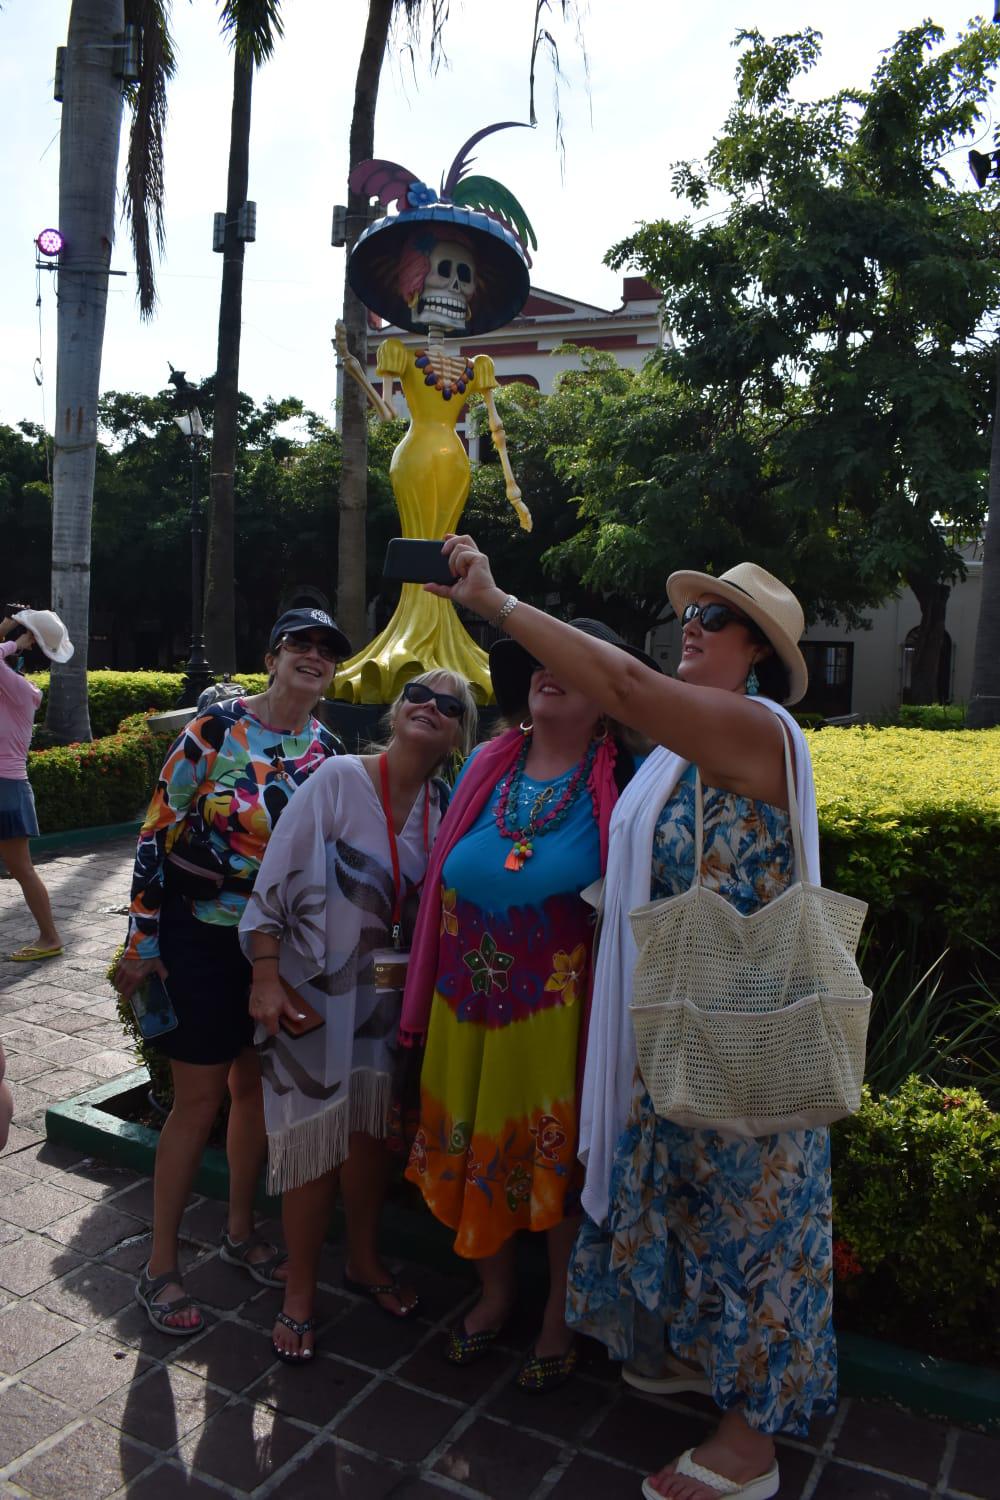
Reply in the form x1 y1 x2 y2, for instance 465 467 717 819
12 609 75 664
665 563 808 705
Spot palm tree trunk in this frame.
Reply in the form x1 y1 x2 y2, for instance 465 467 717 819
967 342 1000 728
336 0 396 651
203 47 253 674
46 0 126 743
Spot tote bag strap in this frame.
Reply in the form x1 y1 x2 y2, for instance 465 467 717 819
689 723 805 889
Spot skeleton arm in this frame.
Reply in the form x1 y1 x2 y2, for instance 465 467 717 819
480 387 532 533
333 321 395 422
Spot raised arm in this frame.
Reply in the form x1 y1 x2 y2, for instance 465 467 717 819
432 536 785 801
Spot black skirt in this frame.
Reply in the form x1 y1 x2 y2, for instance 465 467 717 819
154 893 253 1065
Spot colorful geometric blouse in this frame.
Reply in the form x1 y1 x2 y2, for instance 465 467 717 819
125 699 342 960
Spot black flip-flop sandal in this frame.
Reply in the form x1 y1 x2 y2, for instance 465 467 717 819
271 1310 318 1364
342 1270 420 1319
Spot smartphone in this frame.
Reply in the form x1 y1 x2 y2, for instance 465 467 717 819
278 979 326 1038
129 974 178 1040
383 538 454 587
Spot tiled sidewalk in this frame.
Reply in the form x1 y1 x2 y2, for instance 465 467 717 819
0 838 997 1499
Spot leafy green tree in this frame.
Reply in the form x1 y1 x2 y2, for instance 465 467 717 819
0 424 54 610
593 22 1000 701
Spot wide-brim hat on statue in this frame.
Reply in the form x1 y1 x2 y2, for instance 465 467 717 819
665 562 808 706
489 618 662 717
350 207 530 336
347 123 536 337
13 609 74 664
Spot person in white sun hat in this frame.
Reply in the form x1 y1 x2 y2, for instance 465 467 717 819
424 537 830 1500
0 607 74 962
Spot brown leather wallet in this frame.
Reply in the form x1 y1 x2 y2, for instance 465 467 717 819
278 979 325 1038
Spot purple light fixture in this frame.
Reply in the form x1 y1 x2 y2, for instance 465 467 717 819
35 228 64 258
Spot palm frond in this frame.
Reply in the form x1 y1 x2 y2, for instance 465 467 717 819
442 121 530 198
450 175 538 251
217 0 285 67
123 0 176 319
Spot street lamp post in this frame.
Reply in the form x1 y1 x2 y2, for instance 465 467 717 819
168 366 214 706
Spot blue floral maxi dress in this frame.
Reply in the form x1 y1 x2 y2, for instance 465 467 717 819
566 766 837 1436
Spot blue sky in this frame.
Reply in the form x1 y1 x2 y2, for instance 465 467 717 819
0 2 993 432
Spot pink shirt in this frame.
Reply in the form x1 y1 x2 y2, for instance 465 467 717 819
0 642 42 779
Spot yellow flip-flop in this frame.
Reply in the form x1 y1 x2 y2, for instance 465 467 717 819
7 944 63 962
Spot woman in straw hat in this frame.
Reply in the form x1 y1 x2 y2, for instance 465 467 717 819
424 537 832 1500
0 609 74 962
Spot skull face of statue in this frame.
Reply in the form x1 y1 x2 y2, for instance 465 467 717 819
417 240 477 330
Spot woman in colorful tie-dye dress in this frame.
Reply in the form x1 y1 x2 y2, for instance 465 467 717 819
402 620 655 1392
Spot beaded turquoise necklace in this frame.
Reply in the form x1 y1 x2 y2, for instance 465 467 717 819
494 732 599 871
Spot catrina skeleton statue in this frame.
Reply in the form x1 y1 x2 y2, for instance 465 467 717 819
333 124 535 704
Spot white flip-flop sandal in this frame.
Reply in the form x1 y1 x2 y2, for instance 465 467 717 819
641 1448 780 1500
623 1350 712 1395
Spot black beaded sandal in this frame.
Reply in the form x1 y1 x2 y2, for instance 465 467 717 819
515 1343 579 1392
444 1323 504 1365
342 1270 420 1319
271 1310 318 1364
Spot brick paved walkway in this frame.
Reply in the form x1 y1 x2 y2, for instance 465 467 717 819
1 838 998 1499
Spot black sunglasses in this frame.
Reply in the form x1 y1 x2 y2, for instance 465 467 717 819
681 601 755 633
402 680 465 720
279 633 339 662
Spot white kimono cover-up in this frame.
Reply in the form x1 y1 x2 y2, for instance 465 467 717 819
239 756 442 1192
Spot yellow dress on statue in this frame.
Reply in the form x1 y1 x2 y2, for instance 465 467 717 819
335 336 496 704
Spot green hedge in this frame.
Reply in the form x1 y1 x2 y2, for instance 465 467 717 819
832 1079 999 1360
28 670 268 739
26 712 171 833
808 725 1000 951
895 703 967 730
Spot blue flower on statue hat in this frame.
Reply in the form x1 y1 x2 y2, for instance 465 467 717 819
407 181 438 209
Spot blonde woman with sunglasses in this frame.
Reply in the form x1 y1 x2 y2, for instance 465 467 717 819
240 669 476 1363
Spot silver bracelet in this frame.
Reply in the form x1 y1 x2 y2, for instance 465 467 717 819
492 594 519 631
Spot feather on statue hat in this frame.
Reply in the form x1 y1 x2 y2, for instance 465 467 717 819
348 122 535 335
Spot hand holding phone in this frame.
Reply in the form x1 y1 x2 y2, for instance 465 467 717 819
129 974 178 1040
382 538 455 587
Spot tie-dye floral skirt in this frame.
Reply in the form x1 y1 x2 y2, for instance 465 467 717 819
406 887 594 1259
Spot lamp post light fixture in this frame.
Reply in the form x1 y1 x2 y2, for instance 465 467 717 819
167 365 214 706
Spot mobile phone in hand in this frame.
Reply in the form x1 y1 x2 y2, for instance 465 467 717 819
129 974 178 1040
278 980 325 1038
382 538 454 587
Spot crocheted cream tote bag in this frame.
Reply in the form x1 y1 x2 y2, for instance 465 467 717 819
628 736 871 1135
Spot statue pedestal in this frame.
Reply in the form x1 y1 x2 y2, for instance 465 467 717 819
333 585 492 706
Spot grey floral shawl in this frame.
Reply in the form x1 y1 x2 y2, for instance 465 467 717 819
239 756 441 1191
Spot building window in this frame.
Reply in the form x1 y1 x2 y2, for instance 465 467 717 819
799 642 854 718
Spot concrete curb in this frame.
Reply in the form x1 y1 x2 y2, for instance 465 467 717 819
33 819 141 854
46 1068 1000 1432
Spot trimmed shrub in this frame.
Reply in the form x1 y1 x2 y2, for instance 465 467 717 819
896 703 966 730
832 1079 1000 1360
27 712 171 833
808 726 1000 951
28 671 269 738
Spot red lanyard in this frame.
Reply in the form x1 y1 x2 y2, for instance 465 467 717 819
378 752 430 948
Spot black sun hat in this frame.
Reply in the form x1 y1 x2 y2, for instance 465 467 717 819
489 617 661 716
269 608 352 658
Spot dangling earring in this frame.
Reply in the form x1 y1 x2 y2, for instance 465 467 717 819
745 663 760 697
592 717 610 744
519 719 533 736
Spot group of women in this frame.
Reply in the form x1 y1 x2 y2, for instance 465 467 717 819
111 546 834 1500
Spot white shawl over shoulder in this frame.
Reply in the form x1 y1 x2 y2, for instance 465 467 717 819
577 699 820 1225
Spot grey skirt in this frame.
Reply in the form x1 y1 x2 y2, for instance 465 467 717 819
0 777 40 840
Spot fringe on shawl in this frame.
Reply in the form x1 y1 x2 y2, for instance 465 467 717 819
265 1069 393 1194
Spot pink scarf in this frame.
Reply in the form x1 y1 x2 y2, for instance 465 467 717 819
399 727 621 1046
